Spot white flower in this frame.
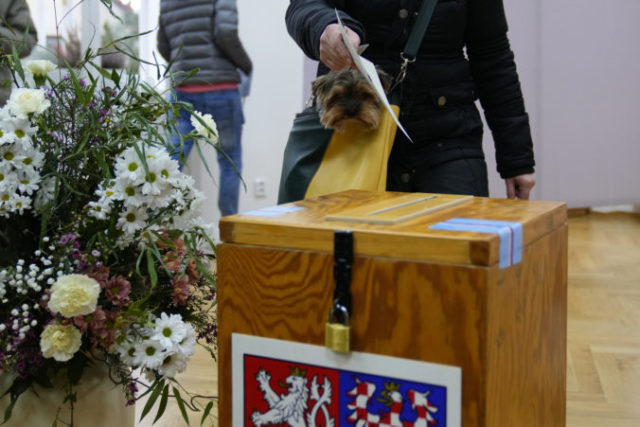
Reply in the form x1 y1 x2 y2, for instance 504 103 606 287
48 274 101 317
152 312 188 350
0 143 26 166
24 59 57 76
0 167 18 192
115 147 145 184
134 339 166 369
7 194 31 214
117 206 148 235
140 147 178 198
16 168 40 195
175 323 197 358
40 323 82 362
87 184 117 219
115 337 140 367
0 109 36 140
19 143 44 169
112 177 145 208
7 88 51 118
157 352 189 378
34 176 57 210
190 111 218 143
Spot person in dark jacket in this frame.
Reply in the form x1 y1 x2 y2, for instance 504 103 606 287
286 0 535 199
158 0 253 216
0 0 37 106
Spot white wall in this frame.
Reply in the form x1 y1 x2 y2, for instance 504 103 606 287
538 0 640 207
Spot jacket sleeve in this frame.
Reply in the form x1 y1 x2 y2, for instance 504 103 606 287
285 0 365 61
465 0 535 179
0 0 37 57
213 0 252 75
156 11 171 62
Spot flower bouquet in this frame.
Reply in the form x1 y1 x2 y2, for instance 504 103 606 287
0 45 220 425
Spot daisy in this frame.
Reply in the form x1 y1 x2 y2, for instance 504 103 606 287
175 324 197 358
0 143 26 167
8 194 31 214
16 168 40 195
134 338 165 369
115 147 145 184
157 352 188 378
19 144 44 169
116 337 140 367
152 312 188 350
0 166 18 192
113 176 146 208
117 206 148 235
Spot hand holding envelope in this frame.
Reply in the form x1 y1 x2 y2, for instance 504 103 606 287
335 9 412 142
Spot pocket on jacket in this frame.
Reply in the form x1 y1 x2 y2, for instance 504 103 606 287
428 81 477 110
404 81 481 143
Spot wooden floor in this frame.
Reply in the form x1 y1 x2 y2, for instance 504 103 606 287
565 211 640 426
136 210 640 427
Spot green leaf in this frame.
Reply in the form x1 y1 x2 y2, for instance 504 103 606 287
3 399 16 424
200 401 214 426
139 380 164 422
172 387 189 425
153 384 170 424
146 249 158 287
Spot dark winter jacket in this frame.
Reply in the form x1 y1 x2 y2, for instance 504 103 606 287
157 0 252 86
286 0 534 179
0 0 37 105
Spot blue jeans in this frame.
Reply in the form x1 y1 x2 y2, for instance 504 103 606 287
170 89 244 216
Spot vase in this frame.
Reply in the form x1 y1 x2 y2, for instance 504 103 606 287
0 363 135 427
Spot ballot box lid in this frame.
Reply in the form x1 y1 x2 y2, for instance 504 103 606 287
219 190 566 267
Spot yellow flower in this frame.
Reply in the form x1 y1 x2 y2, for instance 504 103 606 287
48 274 101 317
40 323 82 362
190 110 219 143
24 59 57 76
7 88 51 118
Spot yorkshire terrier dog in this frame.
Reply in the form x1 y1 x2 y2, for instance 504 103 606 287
311 68 391 132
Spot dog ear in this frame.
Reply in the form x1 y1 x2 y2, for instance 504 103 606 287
311 74 330 97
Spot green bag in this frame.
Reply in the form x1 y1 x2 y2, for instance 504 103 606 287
277 107 333 204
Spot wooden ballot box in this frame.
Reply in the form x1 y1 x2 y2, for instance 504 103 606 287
217 190 567 426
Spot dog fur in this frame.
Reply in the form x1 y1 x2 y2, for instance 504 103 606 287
311 68 391 132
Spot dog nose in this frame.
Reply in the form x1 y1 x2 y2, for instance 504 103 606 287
344 101 360 117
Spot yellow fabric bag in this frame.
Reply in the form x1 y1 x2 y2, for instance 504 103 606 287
304 104 400 199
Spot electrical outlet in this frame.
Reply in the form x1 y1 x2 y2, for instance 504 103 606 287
254 178 266 198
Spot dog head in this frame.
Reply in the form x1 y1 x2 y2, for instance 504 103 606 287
311 68 392 132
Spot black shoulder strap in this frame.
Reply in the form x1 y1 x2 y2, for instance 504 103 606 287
403 0 439 59
391 0 438 91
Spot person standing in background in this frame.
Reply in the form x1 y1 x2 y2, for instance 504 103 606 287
0 0 38 106
157 0 252 216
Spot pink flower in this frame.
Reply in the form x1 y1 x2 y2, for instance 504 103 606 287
87 306 118 349
172 275 191 306
104 275 131 306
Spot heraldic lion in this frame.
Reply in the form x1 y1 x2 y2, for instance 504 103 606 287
250 367 309 427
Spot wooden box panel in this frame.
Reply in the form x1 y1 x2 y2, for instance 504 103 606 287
217 190 567 426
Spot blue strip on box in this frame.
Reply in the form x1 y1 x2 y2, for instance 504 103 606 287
430 217 523 269
242 205 305 217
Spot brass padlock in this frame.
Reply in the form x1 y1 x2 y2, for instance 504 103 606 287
325 304 350 353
